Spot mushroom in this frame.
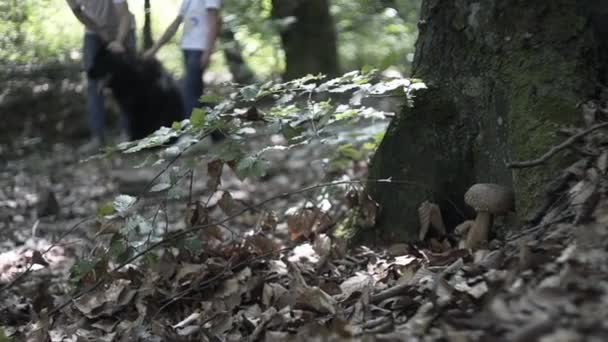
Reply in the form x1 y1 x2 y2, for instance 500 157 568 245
459 183 514 250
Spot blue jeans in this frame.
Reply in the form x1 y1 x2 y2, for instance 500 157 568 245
182 49 204 118
83 31 136 142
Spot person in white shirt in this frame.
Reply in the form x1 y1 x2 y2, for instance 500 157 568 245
66 0 136 150
144 0 221 119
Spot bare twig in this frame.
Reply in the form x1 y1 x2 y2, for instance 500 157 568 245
508 122 608 168
0 217 92 293
48 178 427 317
370 282 410 304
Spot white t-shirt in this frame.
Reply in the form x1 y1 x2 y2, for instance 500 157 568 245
179 0 221 50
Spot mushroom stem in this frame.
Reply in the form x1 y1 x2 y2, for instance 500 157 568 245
465 211 492 250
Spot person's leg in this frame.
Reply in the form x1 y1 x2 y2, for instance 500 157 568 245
182 49 204 118
83 33 106 144
182 49 225 141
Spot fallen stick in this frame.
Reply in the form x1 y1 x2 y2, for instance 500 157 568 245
508 122 608 168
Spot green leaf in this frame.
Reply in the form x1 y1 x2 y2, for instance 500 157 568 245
0 327 10 342
150 182 171 192
281 123 303 141
240 84 260 101
361 65 375 74
334 108 360 120
235 156 269 179
113 195 136 217
121 215 153 235
185 238 203 253
97 202 115 217
109 234 127 261
171 121 182 130
70 259 95 282
191 108 207 128
337 143 363 161
200 94 222 103
210 140 244 162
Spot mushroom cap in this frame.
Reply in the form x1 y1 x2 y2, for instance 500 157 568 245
464 183 514 214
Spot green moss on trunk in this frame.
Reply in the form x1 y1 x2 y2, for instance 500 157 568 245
364 0 604 245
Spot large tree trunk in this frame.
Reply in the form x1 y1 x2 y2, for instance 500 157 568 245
221 26 257 84
142 0 153 50
272 0 339 80
364 0 608 243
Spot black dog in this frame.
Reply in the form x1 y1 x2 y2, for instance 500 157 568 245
88 48 184 141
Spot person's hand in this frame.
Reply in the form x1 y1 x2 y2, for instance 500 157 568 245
200 50 212 70
108 40 125 53
143 49 156 60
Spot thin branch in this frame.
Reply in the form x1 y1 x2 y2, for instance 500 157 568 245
508 122 608 169
0 217 92 293
48 178 427 316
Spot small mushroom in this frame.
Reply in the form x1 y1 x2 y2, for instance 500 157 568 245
461 183 514 250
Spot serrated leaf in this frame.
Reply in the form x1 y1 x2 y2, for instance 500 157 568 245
122 215 153 235
113 195 136 217
281 123 303 141
191 108 207 128
235 156 269 179
240 84 260 101
122 127 180 153
211 140 244 162
150 182 171 192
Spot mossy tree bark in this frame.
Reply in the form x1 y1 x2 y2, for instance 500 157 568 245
363 0 608 244
272 0 339 80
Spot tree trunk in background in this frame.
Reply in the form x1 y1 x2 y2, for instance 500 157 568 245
272 0 339 80
142 0 153 50
221 27 256 84
362 0 608 243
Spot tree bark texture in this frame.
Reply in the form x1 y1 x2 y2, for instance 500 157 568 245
142 0 153 50
365 0 608 243
272 0 339 80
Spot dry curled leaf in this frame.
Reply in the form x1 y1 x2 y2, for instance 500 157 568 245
207 159 224 193
286 207 333 241
185 201 209 228
246 234 280 255
346 189 359 208
418 201 446 240
259 211 278 233
359 192 379 228
218 191 238 216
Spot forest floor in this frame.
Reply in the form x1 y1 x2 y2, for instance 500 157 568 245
1 70 608 341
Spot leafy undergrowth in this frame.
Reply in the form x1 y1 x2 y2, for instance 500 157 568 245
2 73 608 341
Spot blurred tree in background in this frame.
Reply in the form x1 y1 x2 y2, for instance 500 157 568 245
0 0 421 79
272 0 339 80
